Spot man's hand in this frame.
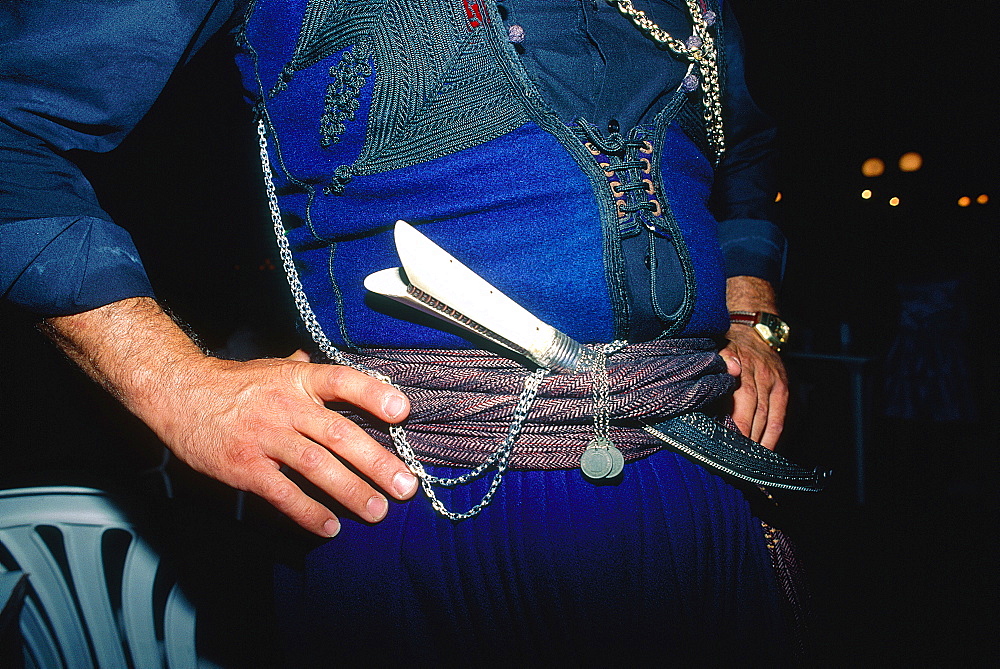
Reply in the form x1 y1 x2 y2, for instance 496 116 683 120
723 276 788 450
720 326 787 450
42 297 419 537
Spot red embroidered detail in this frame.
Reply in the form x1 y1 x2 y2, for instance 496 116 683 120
462 0 486 29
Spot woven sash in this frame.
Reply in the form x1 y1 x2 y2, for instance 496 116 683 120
339 338 735 470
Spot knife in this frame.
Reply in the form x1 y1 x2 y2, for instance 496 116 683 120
364 221 593 373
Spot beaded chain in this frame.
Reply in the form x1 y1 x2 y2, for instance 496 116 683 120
257 119 547 520
606 0 725 161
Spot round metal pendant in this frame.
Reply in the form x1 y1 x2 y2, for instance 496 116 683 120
581 441 613 479
606 445 625 478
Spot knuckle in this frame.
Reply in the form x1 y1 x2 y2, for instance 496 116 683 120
364 449 400 483
321 417 353 447
228 444 264 470
335 476 371 507
296 442 329 473
256 476 326 528
262 478 298 508
323 365 357 392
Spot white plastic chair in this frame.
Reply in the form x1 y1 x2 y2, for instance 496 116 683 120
0 487 216 669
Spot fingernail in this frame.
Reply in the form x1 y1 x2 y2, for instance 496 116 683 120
367 495 388 522
383 393 406 420
393 471 418 498
323 518 340 538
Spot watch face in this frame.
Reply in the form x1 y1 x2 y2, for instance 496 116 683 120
754 313 790 349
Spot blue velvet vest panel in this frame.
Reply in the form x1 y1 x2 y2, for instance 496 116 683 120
237 0 729 349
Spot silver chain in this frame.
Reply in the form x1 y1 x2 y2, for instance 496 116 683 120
256 119 546 520
607 0 725 161
388 368 546 520
257 119 354 369
593 341 627 442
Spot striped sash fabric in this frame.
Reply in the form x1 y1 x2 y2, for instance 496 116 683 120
341 338 735 470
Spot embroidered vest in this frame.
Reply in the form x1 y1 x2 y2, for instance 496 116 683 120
236 0 729 350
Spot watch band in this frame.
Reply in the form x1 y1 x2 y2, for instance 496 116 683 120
728 311 789 351
728 311 759 327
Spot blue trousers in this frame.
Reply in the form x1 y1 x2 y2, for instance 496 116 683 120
274 448 793 665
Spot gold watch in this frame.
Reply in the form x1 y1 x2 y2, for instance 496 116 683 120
728 311 790 351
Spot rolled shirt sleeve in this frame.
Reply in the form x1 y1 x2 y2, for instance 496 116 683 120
0 0 241 315
712 2 786 287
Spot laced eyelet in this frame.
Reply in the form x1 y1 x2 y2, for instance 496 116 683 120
610 181 623 196
640 140 654 154
642 178 654 193
616 199 628 218
640 158 651 172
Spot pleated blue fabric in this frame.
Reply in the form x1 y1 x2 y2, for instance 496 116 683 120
275 448 793 665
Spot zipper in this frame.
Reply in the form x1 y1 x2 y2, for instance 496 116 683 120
641 423 826 492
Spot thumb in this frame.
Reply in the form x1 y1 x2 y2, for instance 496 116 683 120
723 354 742 377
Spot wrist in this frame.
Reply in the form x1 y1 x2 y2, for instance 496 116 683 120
725 276 778 314
728 311 789 351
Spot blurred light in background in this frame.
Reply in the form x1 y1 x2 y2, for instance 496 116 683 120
976 193 989 205
889 196 900 207
958 196 972 207
862 157 885 177
898 152 923 172
861 189 873 199
774 191 782 202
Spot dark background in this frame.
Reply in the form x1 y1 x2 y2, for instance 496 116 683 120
2 1 996 665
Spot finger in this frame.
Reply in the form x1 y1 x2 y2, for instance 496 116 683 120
292 404 418 500
286 349 311 362
242 461 342 537
301 364 410 423
269 430 396 523
759 382 788 451
730 382 755 438
750 390 769 444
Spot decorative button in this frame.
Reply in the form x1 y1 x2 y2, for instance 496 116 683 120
508 24 525 43
682 73 699 92
685 34 702 50
704 10 716 26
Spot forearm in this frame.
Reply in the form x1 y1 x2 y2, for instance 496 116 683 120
39 297 207 417
725 275 779 314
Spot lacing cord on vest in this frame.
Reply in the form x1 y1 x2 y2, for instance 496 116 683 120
574 121 662 216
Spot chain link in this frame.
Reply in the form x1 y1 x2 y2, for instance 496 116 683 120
592 340 627 443
608 0 725 161
389 367 546 520
257 120 547 519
